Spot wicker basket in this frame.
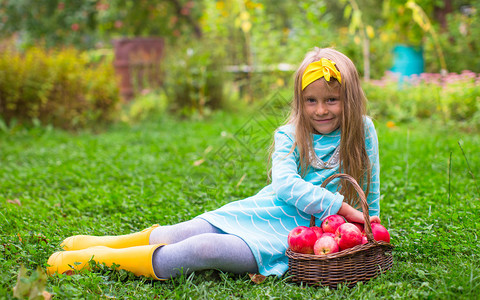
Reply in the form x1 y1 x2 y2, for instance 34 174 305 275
286 173 394 288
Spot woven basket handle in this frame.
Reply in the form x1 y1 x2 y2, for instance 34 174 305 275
309 173 374 242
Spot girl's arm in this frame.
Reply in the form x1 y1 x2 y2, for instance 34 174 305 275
364 117 380 217
271 128 343 222
337 202 381 224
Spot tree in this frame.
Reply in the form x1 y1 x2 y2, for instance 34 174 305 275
0 0 204 49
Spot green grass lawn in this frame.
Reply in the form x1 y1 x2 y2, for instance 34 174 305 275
1 106 479 299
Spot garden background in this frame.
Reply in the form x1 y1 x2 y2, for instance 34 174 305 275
1 0 479 299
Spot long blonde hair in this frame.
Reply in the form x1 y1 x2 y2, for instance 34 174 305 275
282 47 371 206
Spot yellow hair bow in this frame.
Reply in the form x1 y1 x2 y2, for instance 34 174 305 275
301 58 342 90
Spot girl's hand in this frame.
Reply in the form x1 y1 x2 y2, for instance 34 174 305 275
337 202 364 223
338 202 381 224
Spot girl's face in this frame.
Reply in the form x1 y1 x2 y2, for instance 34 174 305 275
302 79 342 135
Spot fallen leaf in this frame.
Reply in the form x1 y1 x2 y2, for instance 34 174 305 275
12 266 29 298
193 158 205 166
248 273 267 284
43 290 52 300
204 146 213 155
17 233 22 243
13 265 49 300
7 199 21 206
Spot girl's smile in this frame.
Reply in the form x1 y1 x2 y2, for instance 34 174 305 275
313 117 335 123
303 79 342 135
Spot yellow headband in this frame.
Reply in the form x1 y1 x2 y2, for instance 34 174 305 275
301 58 342 90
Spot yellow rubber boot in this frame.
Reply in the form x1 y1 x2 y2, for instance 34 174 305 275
61 224 160 251
47 244 165 280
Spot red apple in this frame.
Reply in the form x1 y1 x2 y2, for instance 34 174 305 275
314 235 339 255
288 226 318 254
321 215 346 234
311 226 323 239
321 232 336 239
351 222 365 233
335 223 363 250
361 235 368 244
371 223 391 243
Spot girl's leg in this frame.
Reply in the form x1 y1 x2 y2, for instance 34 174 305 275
61 218 218 251
62 224 160 251
152 233 258 279
48 244 162 279
149 218 222 244
48 222 257 280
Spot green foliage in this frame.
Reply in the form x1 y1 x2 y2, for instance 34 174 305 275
0 0 204 49
0 45 120 129
365 71 480 131
161 36 229 117
2 0 480 87
381 0 434 46
0 112 479 298
432 2 480 73
121 89 168 123
1 0 100 49
249 0 333 63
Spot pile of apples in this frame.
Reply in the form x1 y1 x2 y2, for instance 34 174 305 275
287 215 391 255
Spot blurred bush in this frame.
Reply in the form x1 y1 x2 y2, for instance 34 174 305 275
121 89 168 123
426 3 480 73
0 45 120 129
160 37 228 117
365 71 480 131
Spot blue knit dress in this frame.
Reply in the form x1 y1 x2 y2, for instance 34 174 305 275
197 117 380 276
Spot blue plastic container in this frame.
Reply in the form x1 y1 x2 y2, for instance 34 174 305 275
390 44 424 77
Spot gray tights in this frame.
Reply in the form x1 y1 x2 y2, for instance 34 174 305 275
149 218 258 279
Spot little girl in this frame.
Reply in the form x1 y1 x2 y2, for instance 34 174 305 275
47 47 381 280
